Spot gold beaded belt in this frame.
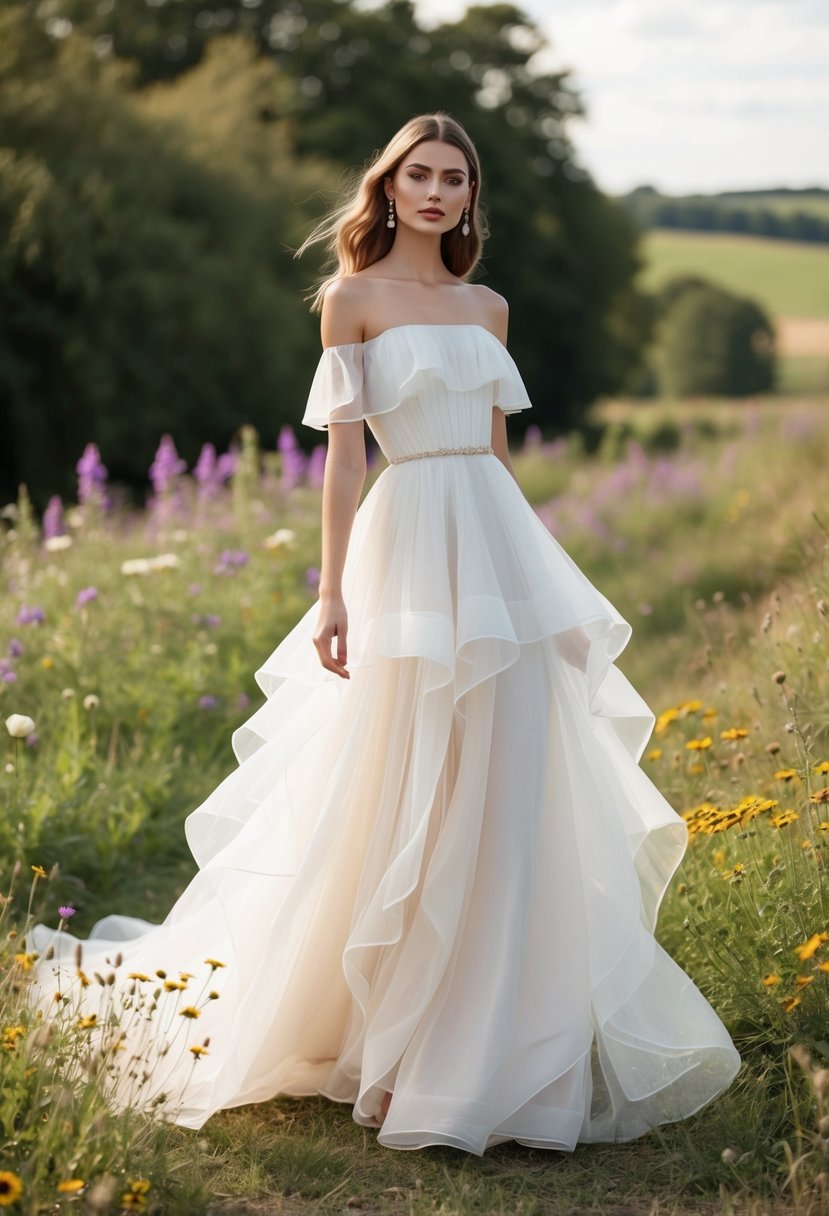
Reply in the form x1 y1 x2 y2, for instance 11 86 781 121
387 444 494 464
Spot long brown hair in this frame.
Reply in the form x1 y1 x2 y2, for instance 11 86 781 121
294 112 486 313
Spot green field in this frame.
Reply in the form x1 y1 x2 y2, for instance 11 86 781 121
2 401 829 1214
637 230 829 319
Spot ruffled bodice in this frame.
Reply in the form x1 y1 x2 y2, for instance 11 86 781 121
301 324 532 461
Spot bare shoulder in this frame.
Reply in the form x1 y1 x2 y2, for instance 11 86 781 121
319 275 371 349
471 283 509 343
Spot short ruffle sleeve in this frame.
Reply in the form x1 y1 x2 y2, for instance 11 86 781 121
301 344 365 431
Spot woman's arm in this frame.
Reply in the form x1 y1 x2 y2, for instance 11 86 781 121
313 278 368 679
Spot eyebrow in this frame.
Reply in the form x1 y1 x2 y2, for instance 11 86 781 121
405 162 467 176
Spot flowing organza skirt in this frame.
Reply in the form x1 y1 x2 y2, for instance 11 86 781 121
28 453 741 1153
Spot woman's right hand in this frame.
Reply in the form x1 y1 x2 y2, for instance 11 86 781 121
313 594 350 678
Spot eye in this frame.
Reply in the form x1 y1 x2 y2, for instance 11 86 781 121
409 172 425 181
447 177 464 186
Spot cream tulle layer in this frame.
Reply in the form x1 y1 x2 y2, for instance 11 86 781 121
27 454 741 1154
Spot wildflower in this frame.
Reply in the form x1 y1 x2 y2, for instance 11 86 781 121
77 969 90 987
677 699 703 714
42 495 66 541
40 655 53 669
121 1179 151 1209
794 932 829 961
189 1045 209 1057
771 810 800 828
655 707 679 734
781 995 800 1013
179 1005 201 1019
214 548 249 575
83 694 100 710
813 761 829 774
7 639 23 658
76 442 109 509
702 707 718 721
56 1180 85 1193
45 534 72 552
15 604 45 626
762 974 781 986
685 737 713 751
0 1171 23 1205
149 434 187 496
30 864 47 879
773 769 799 782
198 695 218 710
163 979 187 992
5 714 36 739
58 905 76 919
62 688 75 699
810 788 829 804
208 990 220 1000
76 586 98 608
77 1015 97 1029
720 728 748 741
645 748 662 762
205 958 226 969
795 975 815 988
263 528 297 553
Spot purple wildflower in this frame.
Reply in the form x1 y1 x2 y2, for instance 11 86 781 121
522 425 543 450
16 605 45 626
216 451 237 481
278 425 308 492
149 434 187 495
237 692 250 709
76 443 110 509
58 905 76 919
43 495 66 541
25 733 39 748
213 549 249 575
2 671 17 684
205 614 221 629
76 586 99 608
198 694 218 710
305 566 320 589
307 446 326 489
8 639 23 658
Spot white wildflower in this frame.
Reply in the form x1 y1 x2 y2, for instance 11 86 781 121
5 713 36 738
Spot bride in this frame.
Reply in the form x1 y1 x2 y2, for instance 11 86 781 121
28 110 741 1155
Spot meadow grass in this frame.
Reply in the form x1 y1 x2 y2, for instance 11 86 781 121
637 231 829 320
1 399 828 1214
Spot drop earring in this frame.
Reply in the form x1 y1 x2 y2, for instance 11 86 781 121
387 198 396 229
461 207 470 236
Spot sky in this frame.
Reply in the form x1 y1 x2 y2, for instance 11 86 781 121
408 0 829 196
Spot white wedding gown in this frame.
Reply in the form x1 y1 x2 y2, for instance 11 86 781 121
28 324 741 1154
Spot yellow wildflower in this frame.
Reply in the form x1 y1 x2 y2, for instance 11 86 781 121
163 979 188 992
713 848 726 866
14 952 38 972
771 810 800 828
720 728 748 741
781 995 800 1013
77 968 90 987
678 699 703 714
810 787 829 804
812 761 829 774
762 974 781 986
77 1015 97 1029
179 1006 201 1019
30 864 47 879
685 737 713 751
773 769 799 782
655 707 679 735
128 972 151 982
40 655 53 669
795 975 815 988
688 763 704 775
0 1171 23 1205
204 958 226 969
702 707 718 721
56 1180 85 1194
189 1045 209 1057
794 932 829 961
645 748 662 762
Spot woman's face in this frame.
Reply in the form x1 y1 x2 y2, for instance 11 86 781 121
386 139 474 236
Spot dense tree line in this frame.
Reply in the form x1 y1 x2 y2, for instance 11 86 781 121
620 185 829 244
0 1 775 508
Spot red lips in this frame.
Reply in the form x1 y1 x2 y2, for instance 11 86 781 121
419 208 445 217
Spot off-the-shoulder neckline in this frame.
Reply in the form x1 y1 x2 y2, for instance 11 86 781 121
321 322 504 353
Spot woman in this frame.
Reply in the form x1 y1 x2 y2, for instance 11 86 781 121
29 111 741 1155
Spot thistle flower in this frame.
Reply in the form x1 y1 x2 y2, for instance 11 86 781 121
58 905 76 919
76 586 99 608
15 604 45 626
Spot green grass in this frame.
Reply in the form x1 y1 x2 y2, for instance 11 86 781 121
636 231 829 319
3 401 829 1214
